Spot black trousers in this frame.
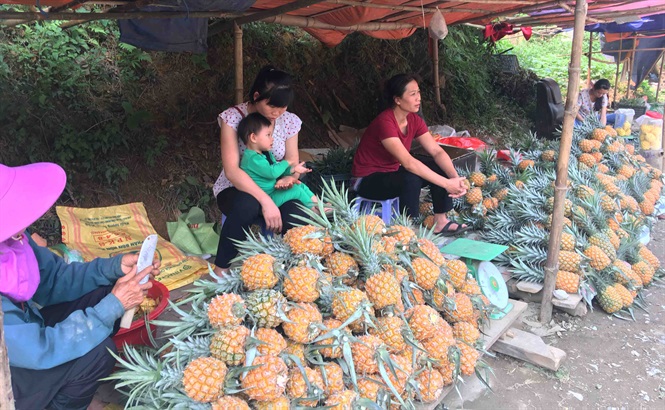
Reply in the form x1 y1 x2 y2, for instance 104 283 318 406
215 188 308 268
10 286 120 410
355 164 453 219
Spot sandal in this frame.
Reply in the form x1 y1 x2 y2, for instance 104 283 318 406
435 221 471 236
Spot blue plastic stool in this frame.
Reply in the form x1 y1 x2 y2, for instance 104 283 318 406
353 196 400 225
221 214 273 237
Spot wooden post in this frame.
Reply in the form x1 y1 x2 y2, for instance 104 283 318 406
656 51 664 103
587 32 593 88
431 37 442 107
233 22 243 105
0 298 16 410
540 0 588 324
627 34 637 99
613 35 623 105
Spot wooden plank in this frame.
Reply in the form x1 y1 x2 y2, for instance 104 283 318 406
516 281 543 294
415 299 527 410
506 278 588 317
492 328 567 371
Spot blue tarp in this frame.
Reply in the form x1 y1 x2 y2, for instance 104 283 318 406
119 0 255 53
585 13 665 34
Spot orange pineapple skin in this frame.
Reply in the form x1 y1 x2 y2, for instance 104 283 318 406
416 367 446 402
422 326 455 362
182 357 227 403
326 252 358 284
210 325 249 366
555 270 580 293
325 390 359 410
282 302 322 343
255 396 290 410
255 327 287 356
211 395 250 410
365 271 401 309
418 238 446 266
351 334 383 374
406 304 445 341
284 225 325 255
443 293 475 323
241 355 289 401
317 318 345 359
316 362 345 396
283 266 320 302
459 343 480 376
241 254 278 290
207 293 245 328
411 257 442 290
370 316 407 353
286 367 324 407
453 321 480 344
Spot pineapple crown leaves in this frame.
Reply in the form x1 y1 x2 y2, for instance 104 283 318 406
507 148 524 168
342 219 391 279
181 264 243 303
513 223 548 246
288 356 326 403
161 336 211 368
102 346 181 408
151 298 214 344
230 229 292 264
509 259 544 282
477 149 498 175
376 350 410 409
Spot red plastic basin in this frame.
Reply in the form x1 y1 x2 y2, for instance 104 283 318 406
112 280 169 351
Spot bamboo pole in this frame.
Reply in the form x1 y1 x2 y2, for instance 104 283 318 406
0 11 238 21
432 37 442 107
587 32 593 88
540 0 588 324
323 0 487 14
260 13 416 31
627 36 637 99
0 299 16 410
234 22 243 105
613 35 623 104
656 51 664 102
209 0 325 35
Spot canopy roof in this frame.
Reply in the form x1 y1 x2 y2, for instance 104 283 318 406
1 1 664 47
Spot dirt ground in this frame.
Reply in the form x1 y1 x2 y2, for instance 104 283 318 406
460 218 665 409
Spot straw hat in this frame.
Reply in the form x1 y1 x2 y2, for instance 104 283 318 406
0 163 66 242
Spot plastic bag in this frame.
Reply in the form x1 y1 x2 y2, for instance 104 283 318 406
430 124 455 137
429 8 448 40
436 137 486 150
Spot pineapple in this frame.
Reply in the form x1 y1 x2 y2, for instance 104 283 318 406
406 304 445 341
541 150 556 162
386 224 417 245
241 355 289 401
588 233 616 261
575 184 595 200
453 321 480 344
468 172 487 187
365 271 402 309
283 340 306 367
422 215 435 229
357 377 383 402
416 367 446 403
482 196 499 211
494 187 509 201
282 302 322 343
555 270 579 293
241 254 279 290
183 357 228 403
207 293 246 328
332 287 371 328
317 318 345 359
351 334 383 374
596 285 623 314
459 277 481 295
431 282 455 310
420 201 433 216
579 139 595 153
286 367 324 407
325 252 359 284
558 250 582 273
632 261 654 286
465 187 483 205
352 214 386 236
246 289 287 328
254 396 290 410
458 343 480 376
560 232 576 251
584 245 612 271
212 396 250 410
447 259 469 289
638 246 660 270
325 390 358 410
417 238 446 267
612 283 634 308
578 153 596 168
591 151 603 163
284 225 327 255
283 265 320 303
517 159 535 171
210 325 249 366
411 257 442 291
438 360 455 386
385 353 412 395
316 362 345 396
371 315 408 354
443 293 475 323
255 328 287 356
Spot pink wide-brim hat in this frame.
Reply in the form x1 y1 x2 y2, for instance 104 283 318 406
0 163 67 242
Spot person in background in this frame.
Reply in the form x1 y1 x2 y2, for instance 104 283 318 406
351 74 468 235
0 162 160 410
577 78 612 126
212 66 308 274
238 112 317 209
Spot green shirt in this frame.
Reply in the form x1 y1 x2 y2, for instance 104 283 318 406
240 149 291 195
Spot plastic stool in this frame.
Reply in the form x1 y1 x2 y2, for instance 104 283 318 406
221 214 273 237
353 196 400 225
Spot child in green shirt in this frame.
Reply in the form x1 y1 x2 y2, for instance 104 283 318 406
239 112 318 209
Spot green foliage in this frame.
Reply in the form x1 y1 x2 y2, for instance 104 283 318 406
171 176 213 212
0 12 162 186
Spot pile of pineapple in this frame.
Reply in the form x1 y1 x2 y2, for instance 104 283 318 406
442 117 664 315
108 183 494 409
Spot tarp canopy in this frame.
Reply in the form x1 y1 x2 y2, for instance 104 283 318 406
2 1 665 48
585 12 665 34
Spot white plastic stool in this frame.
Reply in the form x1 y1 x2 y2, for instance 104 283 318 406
353 196 400 225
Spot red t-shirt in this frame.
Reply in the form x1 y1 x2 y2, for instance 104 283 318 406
352 109 429 177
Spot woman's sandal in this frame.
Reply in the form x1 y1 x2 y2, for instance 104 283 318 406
435 221 471 236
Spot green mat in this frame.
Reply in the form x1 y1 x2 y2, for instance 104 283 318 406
439 238 507 261
166 207 219 257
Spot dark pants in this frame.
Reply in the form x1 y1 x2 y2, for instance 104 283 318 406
215 188 308 268
10 286 119 410
356 164 453 219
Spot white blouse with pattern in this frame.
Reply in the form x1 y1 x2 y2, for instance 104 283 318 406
213 102 302 197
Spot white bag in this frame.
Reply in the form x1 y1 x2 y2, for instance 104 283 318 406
429 8 448 40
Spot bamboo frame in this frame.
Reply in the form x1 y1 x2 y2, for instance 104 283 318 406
261 13 417 31
509 4 665 26
587 32 593 88
613 35 623 104
431 37 442 107
234 22 243 105
540 0 588 324
627 36 638 99
323 0 488 14
0 11 239 21
656 52 664 102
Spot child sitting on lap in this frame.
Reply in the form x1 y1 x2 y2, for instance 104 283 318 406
239 112 319 209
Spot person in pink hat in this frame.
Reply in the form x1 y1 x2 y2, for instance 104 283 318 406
0 162 160 410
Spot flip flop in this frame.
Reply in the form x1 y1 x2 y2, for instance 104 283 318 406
435 221 472 236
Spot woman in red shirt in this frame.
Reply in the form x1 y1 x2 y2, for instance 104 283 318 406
352 74 468 234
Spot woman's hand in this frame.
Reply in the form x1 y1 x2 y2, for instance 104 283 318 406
111 268 153 310
275 175 300 190
262 200 283 232
120 253 161 281
444 177 468 198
